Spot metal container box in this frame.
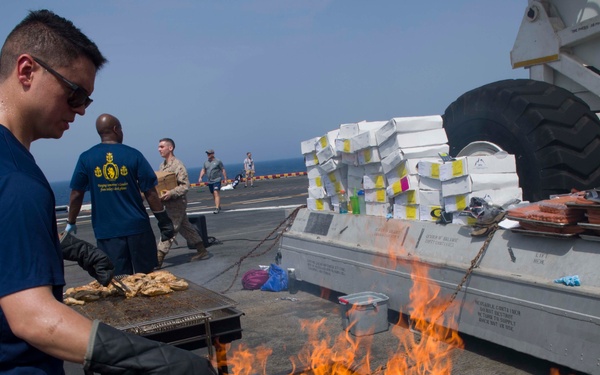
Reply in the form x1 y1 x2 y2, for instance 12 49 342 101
339 291 389 336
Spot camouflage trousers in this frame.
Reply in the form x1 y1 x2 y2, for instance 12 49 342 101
157 198 203 254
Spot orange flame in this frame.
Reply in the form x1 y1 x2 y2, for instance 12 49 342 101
222 258 469 375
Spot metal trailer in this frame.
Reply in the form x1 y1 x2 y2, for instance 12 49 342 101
279 209 600 374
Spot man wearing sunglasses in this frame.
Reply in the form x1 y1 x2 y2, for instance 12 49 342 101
0 9 211 374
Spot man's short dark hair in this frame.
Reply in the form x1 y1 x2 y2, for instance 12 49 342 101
160 138 175 150
0 9 107 80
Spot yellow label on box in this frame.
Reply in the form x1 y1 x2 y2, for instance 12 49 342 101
406 190 417 205
375 175 385 188
363 149 372 162
406 205 418 220
328 172 337 183
313 154 319 164
319 136 327 148
376 189 386 202
343 139 351 153
315 176 322 187
316 200 323 210
431 163 440 179
398 163 408 178
452 160 464 178
455 195 468 210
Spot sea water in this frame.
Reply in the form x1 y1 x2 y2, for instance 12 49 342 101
50 157 306 206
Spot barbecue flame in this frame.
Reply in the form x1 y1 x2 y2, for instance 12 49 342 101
221 259 465 375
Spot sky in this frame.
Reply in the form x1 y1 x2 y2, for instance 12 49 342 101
2 1 528 182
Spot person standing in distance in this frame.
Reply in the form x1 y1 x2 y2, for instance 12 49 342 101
199 149 228 214
0 9 209 374
244 151 255 188
156 138 210 268
67 114 176 275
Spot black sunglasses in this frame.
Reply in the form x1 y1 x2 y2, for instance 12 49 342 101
32 56 93 109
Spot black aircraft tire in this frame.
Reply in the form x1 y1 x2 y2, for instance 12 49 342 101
442 79 600 202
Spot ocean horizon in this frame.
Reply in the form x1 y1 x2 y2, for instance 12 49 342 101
51 156 306 207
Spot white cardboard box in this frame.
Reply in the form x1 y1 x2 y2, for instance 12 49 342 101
340 152 358 166
386 174 418 198
394 189 442 206
338 122 360 139
439 154 517 181
300 136 320 155
419 176 442 190
319 157 341 173
378 129 447 160
441 173 520 197
315 129 339 153
363 173 387 190
379 143 450 161
417 160 442 179
307 198 332 212
316 145 337 165
357 147 381 165
375 115 443 145
365 188 388 203
304 152 319 167
365 202 391 217
308 186 327 199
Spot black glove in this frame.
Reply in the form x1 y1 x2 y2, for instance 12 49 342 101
154 209 175 242
84 320 214 374
61 233 114 287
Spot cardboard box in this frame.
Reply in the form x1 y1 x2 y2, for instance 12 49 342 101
338 122 361 138
155 171 177 195
315 129 339 153
416 160 441 179
307 197 332 212
300 136 320 155
378 129 447 160
392 203 442 222
316 145 337 165
394 189 442 206
379 143 449 161
364 188 388 203
340 152 358 166
375 115 443 145
441 173 520 197
319 157 341 173
439 154 517 181
308 186 327 199
357 147 381 165
365 202 391 217
386 174 418 198
363 173 386 190
304 151 319 167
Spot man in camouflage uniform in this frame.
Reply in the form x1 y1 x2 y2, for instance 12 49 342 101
156 138 209 268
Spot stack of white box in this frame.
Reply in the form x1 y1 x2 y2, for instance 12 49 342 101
301 115 521 221
301 129 350 211
438 153 522 224
375 116 449 220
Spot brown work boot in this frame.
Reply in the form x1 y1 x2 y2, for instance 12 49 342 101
156 250 167 269
190 243 209 261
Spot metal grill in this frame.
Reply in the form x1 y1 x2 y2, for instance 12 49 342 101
71 281 239 337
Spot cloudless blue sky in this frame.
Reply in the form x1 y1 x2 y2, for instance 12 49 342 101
2 1 528 182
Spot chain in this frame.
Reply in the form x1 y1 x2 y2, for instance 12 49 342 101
434 222 500 323
205 205 306 293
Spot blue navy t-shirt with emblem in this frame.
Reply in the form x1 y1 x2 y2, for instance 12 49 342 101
70 143 157 239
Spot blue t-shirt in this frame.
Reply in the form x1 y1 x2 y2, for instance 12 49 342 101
70 143 157 239
0 125 64 373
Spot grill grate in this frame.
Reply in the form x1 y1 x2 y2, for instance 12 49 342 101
71 282 237 334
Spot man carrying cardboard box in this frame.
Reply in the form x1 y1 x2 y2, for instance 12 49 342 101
156 138 210 268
